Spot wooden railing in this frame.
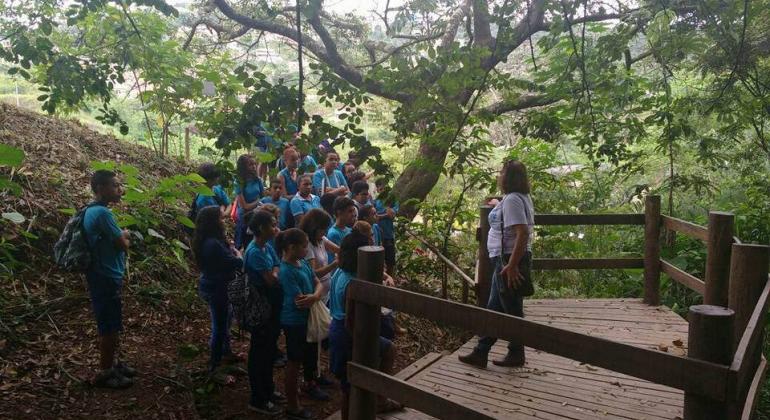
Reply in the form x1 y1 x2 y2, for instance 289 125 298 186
344 196 769 420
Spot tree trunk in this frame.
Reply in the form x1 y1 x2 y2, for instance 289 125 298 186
393 135 451 218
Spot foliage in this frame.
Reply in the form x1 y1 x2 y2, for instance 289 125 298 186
0 144 36 277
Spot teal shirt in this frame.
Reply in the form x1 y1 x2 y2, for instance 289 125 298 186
372 223 382 246
326 225 351 264
234 178 264 217
83 204 125 280
374 199 399 240
312 169 348 196
279 260 315 325
260 196 290 230
329 269 354 321
278 168 298 196
244 241 280 287
195 185 230 210
289 193 321 217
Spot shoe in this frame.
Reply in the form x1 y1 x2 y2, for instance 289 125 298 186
114 361 137 378
248 401 281 415
458 349 488 368
285 407 314 419
302 384 330 401
315 374 335 388
270 391 287 404
94 368 133 389
273 354 287 368
492 350 525 367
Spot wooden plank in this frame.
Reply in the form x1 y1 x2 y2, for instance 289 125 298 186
660 259 705 295
661 215 708 242
644 196 662 306
348 281 730 401
729 277 770 394
740 357 768 420
535 214 646 225
533 258 644 270
347 362 496 420
704 212 734 306
394 352 443 381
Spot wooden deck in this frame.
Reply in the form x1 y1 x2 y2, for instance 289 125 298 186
337 298 690 419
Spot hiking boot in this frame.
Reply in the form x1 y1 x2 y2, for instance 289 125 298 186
248 401 281 416
94 368 133 389
458 349 488 368
315 374 335 388
302 383 330 401
114 361 137 378
285 407 314 419
492 350 526 367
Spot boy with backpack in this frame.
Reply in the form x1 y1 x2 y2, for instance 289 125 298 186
194 162 230 215
83 170 133 388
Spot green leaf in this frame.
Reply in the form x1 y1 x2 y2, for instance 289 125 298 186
255 151 276 163
173 239 190 250
2 212 26 224
186 173 206 183
90 161 115 171
118 164 139 176
147 228 165 240
116 214 137 228
20 230 38 240
58 208 76 215
0 144 24 167
193 185 214 196
0 177 22 195
177 215 195 228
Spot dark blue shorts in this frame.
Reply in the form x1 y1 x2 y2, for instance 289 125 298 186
282 324 312 362
328 319 392 391
87 272 123 335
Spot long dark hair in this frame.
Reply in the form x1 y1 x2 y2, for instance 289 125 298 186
298 208 332 246
338 231 370 273
498 160 531 194
275 228 307 256
236 154 257 183
192 206 227 264
247 210 276 240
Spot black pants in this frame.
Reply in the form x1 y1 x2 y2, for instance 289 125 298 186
248 288 282 405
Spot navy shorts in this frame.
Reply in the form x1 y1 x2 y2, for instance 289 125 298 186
282 324 313 362
87 272 123 335
328 319 392 391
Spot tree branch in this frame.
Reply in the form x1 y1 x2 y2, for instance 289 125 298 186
481 93 559 115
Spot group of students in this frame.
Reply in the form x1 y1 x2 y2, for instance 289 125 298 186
189 144 402 419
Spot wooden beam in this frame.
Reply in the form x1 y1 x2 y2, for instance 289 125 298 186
535 213 645 225
661 259 706 294
704 212 734 307
476 205 493 307
348 280 730 401
533 258 644 270
347 362 495 420
662 215 708 242
729 276 770 401
644 196 662 305
406 230 475 285
740 357 768 420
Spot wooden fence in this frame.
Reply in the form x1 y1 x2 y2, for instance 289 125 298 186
345 196 769 420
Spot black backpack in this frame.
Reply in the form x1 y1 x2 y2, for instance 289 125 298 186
53 203 100 272
183 193 226 235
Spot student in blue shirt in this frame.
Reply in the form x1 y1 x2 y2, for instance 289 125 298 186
278 147 301 199
234 154 264 249
312 152 348 197
261 179 291 230
358 204 382 246
277 229 328 418
374 178 400 275
325 196 357 264
350 180 372 210
192 206 242 379
244 211 285 415
289 174 321 225
194 162 230 216
328 232 400 420
83 170 132 389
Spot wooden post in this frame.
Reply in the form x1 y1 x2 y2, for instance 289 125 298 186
684 305 735 420
184 127 190 161
704 211 734 307
349 246 385 420
476 205 493 307
643 195 661 306
728 244 770 359
462 281 469 304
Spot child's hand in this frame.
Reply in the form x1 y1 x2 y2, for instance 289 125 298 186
295 294 317 308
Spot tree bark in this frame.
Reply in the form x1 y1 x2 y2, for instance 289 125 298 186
393 135 451 218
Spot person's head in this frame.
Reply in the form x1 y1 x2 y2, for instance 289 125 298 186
333 196 357 226
269 178 282 198
338 230 371 273
351 181 370 205
299 208 332 245
353 220 373 244
91 170 122 203
320 193 337 215
324 152 340 172
192 206 226 264
237 154 258 182
261 203 280 221
247 210 279 242
498 160 531 194
348 171 366 185
283 147 300 170
197 162 220 187
358 204 377 224
298 174 313 196
276 228 308 261
348 150 361 167
343 161 356 178
374 178 388 194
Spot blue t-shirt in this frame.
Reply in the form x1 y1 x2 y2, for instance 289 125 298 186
374 199 399 240
278 168 298 196
234 178 264 217
279 260 315 325
372 223 382 246
312 169 348 196
326 225 351 264
83 204 125 280
260 196 291 230
195 185 230 210
329 269 354 321
244 241 280 287
290 193 321 217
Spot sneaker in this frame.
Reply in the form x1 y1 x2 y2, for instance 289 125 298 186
94 368 133 389
285 407 314 420
248 401 281 416
114 361 137 378
302 384 330 401
315 374 335 388
270 391 287 404
458 349 488 368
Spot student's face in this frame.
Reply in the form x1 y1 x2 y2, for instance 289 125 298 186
376 184 385 194
247 159 258 175
98 177 123 203
260 218 279 240
299 178 312 195
344 164 355 177
271 184 281 197
339 206 357 226
316 228 327 243
289 240 308 260
286 152 299 169
354 189 370 205
325 153 339 171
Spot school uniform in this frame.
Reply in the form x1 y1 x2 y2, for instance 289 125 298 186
279 260 318 383
234 178 264 248
260 196 290 230
278 168 299 196
195 185 230 210
375 199 399 271
289 193 321 219
312 169 348 196
325 225 351 264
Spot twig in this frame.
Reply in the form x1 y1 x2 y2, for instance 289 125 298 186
154 374 188 389
47 313 60 335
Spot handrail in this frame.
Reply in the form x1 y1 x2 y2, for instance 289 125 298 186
661 215 708 242
729 277 770 383
660 259 705 294
405 230 475 286
348 280 731 401
533 258 644 270
535 213 645 225
741 357 768 420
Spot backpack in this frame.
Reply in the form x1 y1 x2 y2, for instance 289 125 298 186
227 269 271 331
53 203 98 272
184 192 226 235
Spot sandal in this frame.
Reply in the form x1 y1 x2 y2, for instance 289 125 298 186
94 368 133 390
